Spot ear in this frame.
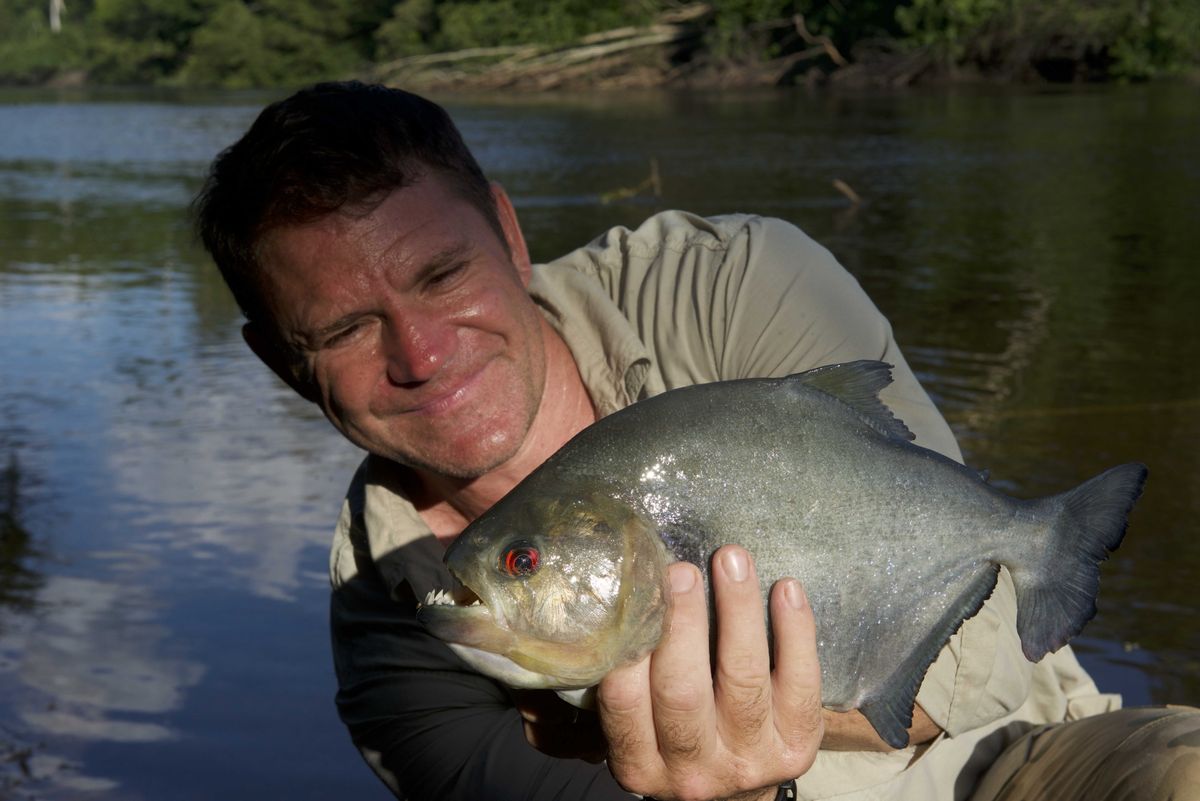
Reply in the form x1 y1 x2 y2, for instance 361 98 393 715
490 182 532 285
242 322 321 404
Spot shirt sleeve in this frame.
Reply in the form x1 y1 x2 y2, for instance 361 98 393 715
330 511 633 801
630 212 1033 737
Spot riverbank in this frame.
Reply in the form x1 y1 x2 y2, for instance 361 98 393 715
4 0 1197 92
366 3 1199 92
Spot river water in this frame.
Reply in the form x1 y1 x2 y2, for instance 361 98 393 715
0 83 1197 799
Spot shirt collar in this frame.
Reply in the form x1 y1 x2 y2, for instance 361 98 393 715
528 263 652 416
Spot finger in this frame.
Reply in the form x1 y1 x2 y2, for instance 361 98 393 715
712 545 773 751
648 561 718 764
597 652 659 785
770 578 824 760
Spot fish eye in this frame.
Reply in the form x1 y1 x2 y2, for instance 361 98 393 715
500 541 540 577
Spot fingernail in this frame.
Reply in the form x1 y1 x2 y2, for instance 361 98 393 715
670 564 697 594
720 547 749 582
784 579 807 610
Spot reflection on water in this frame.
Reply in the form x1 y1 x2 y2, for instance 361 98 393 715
0 452 40 613
0 84 1197 798
19 575 204 739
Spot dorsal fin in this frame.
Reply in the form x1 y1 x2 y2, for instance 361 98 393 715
789 360 915 442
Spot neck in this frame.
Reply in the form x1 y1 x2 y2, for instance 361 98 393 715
416 318 597 542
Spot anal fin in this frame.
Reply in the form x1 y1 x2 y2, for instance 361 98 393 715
859 564 1000 749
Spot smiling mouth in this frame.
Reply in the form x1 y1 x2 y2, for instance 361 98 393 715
402 362 490 416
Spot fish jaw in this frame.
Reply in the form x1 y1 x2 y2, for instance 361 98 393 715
418 585 630 688
417 596 565 687
418 589 516 653
446 645 567 690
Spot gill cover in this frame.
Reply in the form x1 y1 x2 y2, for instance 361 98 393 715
429 488 673 688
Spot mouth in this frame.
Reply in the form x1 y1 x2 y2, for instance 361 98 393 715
402 361 490 416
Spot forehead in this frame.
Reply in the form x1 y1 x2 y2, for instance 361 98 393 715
260 175 485 272
254 177 501 320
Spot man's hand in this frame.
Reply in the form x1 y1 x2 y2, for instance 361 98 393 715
597 545 823 801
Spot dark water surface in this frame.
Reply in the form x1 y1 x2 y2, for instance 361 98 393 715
0 83 1197 798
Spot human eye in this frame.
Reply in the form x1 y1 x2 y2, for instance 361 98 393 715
319 319 367 349
425 260 468 289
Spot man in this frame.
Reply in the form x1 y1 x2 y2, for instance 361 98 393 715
194 81 1198 801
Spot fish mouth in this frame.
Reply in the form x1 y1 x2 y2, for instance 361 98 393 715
417 579 504 641
421 584 487 614
417 579 576 689
418 583 525 662
417 571 620 690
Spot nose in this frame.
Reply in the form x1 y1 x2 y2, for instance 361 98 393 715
381 309 456 387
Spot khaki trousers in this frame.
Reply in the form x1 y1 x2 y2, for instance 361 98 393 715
969 707 1200 801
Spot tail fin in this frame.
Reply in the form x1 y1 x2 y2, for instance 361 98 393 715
1012 462 1148 662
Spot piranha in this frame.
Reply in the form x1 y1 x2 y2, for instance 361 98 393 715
417 360 1147 748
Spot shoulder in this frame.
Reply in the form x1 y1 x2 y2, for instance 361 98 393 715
329 455 441 595
546 210 826 286
330 456 372 588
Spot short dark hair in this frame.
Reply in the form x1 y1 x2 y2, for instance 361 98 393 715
192 81 503 324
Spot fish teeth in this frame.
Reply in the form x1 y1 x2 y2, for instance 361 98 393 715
420 587 470 606
423 589 454 607
421 588 479 608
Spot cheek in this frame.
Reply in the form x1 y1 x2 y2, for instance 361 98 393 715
313 348 382 416
462 280 541 342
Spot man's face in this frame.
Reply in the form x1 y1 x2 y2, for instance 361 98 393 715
254 175 547 479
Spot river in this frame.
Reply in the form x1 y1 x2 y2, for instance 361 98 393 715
0 82 1197 799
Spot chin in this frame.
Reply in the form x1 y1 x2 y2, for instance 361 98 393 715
416 449 517 480
393 425 526 479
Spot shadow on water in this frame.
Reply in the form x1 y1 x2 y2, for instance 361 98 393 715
0 452 41 614
0 440 47 797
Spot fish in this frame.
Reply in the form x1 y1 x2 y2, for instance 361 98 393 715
417 360 1147 748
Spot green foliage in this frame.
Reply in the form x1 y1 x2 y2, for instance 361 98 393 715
0 5 89 84
437 0 526 50
177 2 280 88
1103 0 1200 79
182 0 394 86
895 0 1002 55
376 0 440 59
705 0 793 61
0 0 1194 86
375 0 653 60
702 0 904 64
896 0 1200 78
87 0 218 82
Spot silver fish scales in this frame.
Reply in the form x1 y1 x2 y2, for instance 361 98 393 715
419 360 1146 748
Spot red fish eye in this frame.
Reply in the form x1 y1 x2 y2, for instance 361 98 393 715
501 543 540 577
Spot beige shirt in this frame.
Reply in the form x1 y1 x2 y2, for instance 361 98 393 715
330 211 1118 800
